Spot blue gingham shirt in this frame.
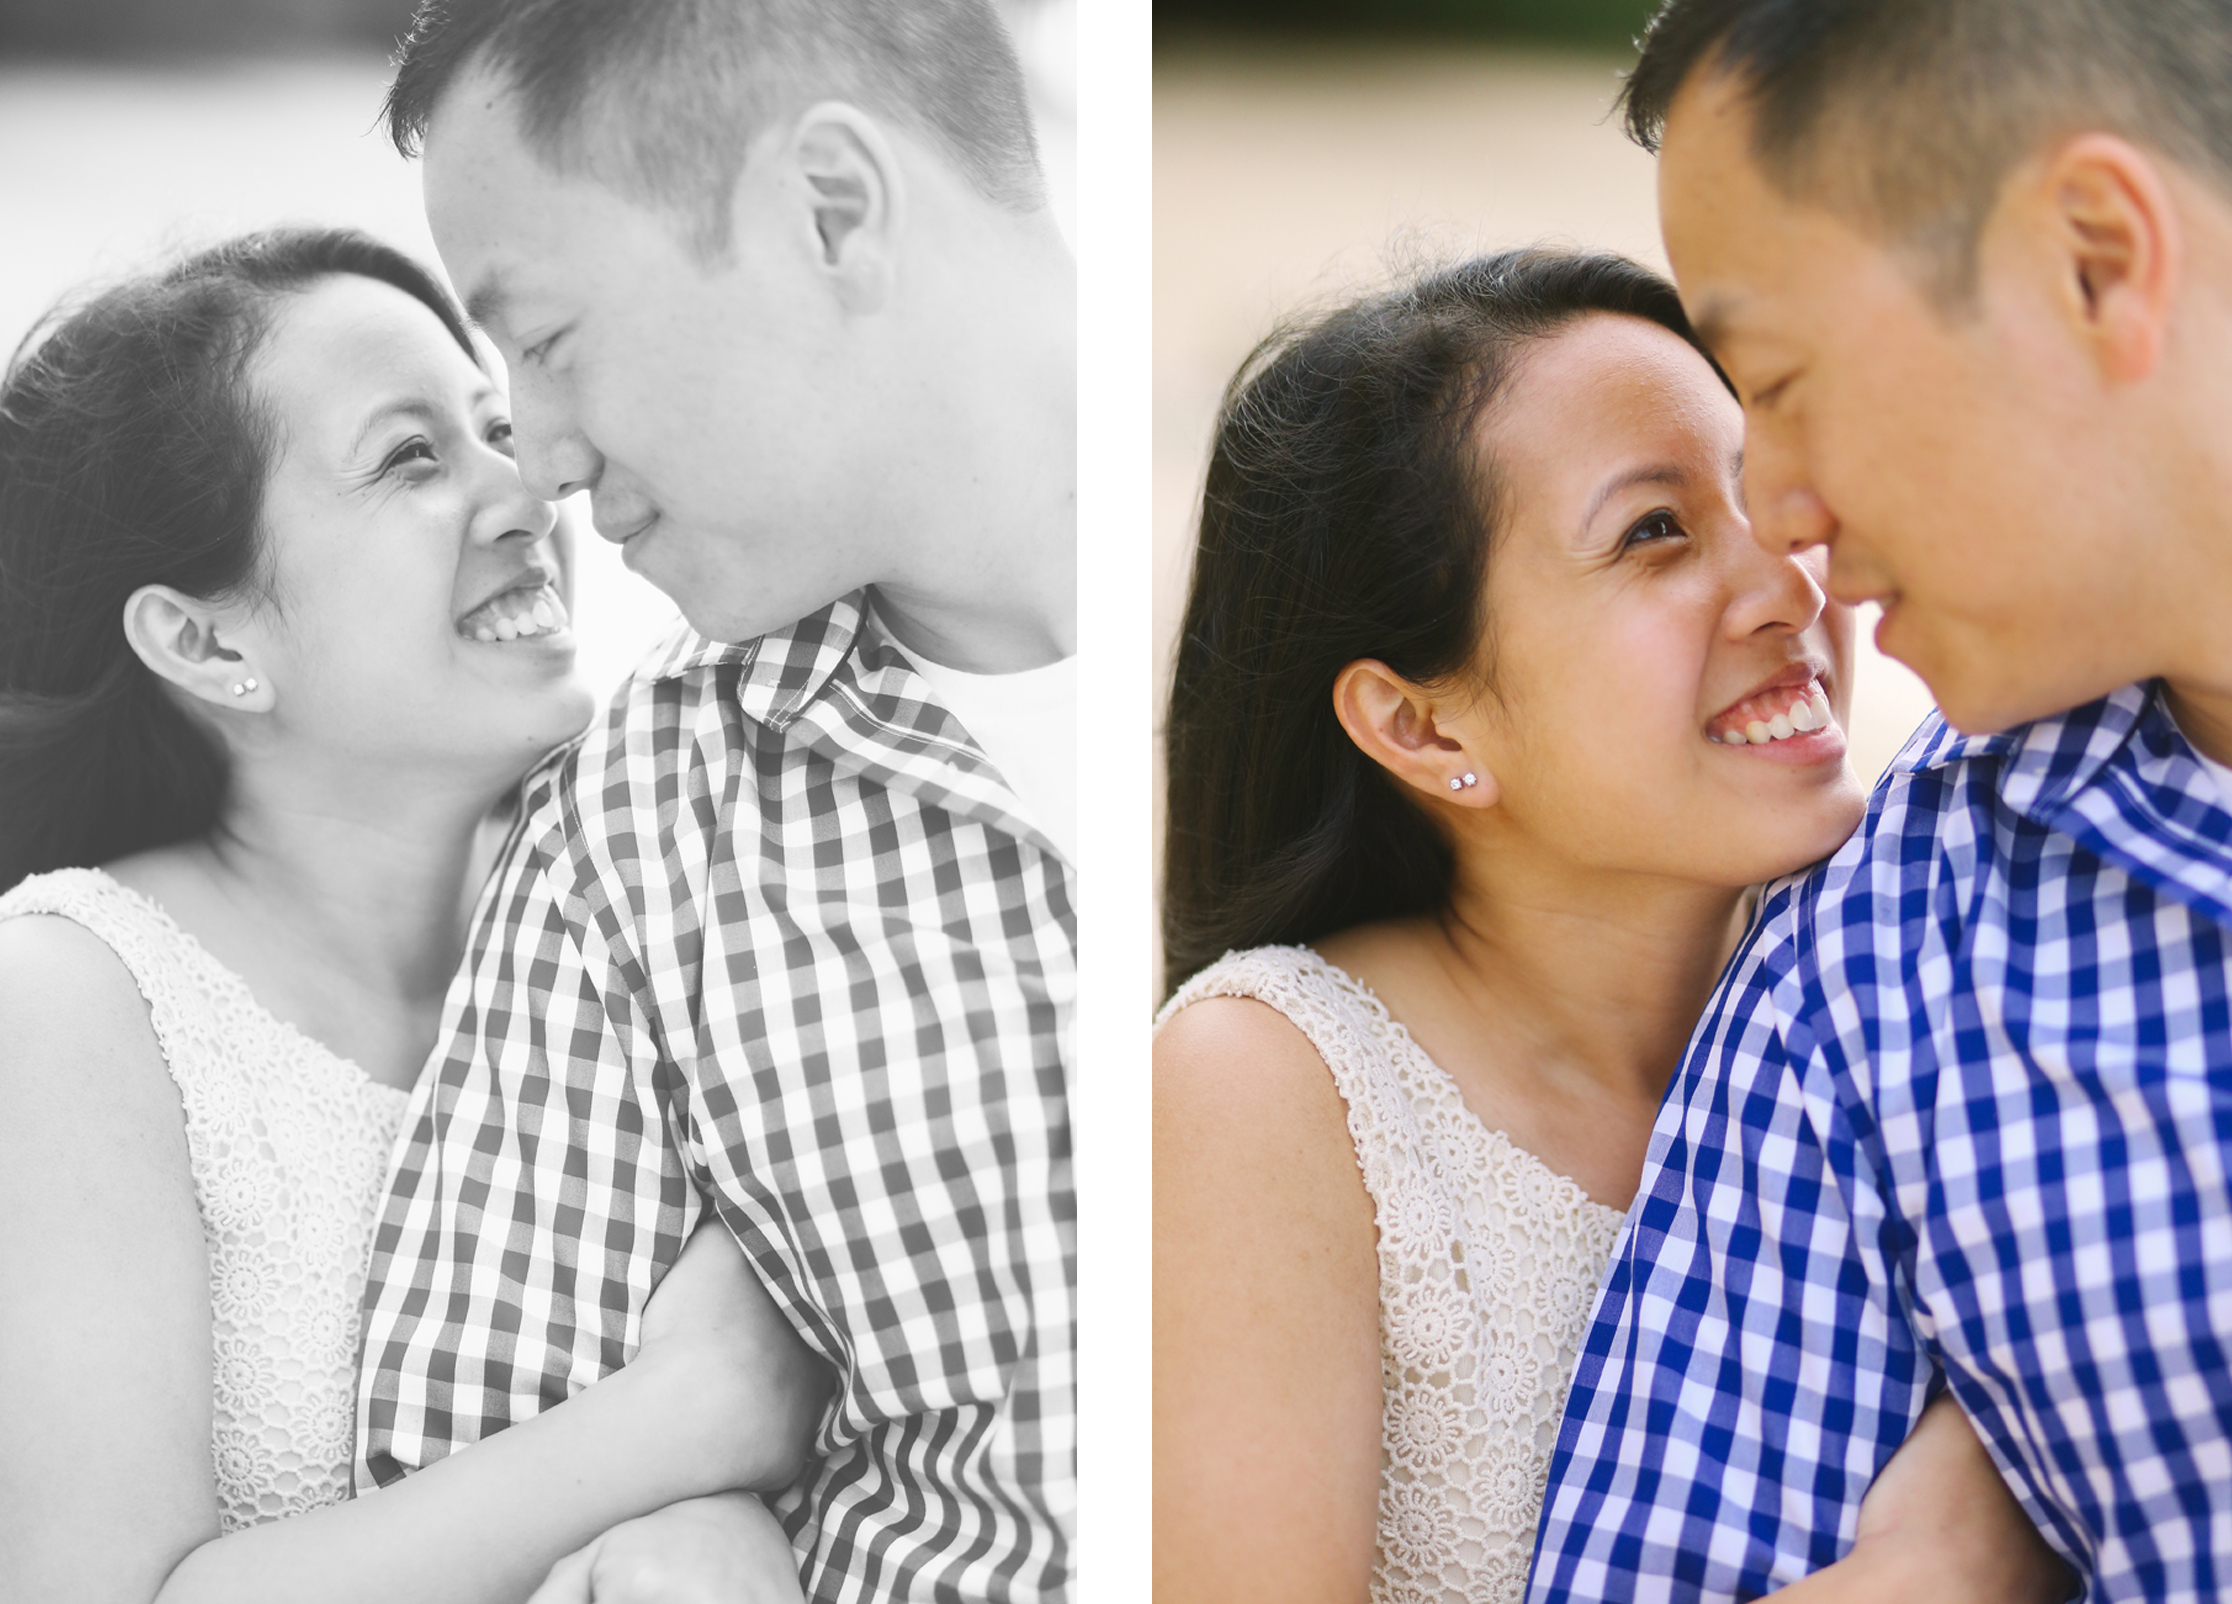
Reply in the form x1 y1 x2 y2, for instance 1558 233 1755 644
357 593 1075 1603
1529 683 2232 1602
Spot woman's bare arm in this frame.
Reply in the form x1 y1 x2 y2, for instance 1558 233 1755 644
1776 1391 2074 1603
526 1491 805 1604
0 916 829 1604
1154 995 1384 1604
0 917 223 1603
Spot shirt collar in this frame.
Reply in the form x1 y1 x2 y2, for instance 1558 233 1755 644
1907 679 2232 924
642 592 866 731
1900 680 2152 821
636 589 1065 867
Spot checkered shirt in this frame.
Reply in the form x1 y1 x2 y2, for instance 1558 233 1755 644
1528 682 2232 1602
355 593 1076 1603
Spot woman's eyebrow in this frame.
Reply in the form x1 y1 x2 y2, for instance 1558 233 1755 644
1581 462 1688 532
348 397 440 457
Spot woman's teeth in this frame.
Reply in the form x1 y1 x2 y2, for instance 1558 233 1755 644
1711 680 1834 745
461 583 570 643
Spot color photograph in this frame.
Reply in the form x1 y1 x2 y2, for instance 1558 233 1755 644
1153 1 2232 1600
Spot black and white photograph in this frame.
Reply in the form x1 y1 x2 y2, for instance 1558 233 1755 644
0 1 1090 1600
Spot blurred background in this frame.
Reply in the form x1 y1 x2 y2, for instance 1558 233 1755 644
0 0 1075 702
1152 0 1937 985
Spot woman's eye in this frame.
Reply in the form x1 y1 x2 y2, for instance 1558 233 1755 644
487 419 515 456
1621 510 1685 549
521 329 568 366
382 438 436 474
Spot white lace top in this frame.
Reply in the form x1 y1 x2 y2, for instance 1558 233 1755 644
1163 945 1629 1604
0 868 412 1531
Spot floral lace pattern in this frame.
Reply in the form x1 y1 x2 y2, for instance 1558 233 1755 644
0 868 411 1532
1164 946 1628 1603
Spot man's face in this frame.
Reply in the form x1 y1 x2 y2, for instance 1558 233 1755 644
1657 71 2166 734
421 66 878 643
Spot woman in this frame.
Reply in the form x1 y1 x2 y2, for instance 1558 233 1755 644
0 229 820 1602
1153 250 2068 1601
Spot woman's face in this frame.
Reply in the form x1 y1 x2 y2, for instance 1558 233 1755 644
238 274 595 790
1454 312 1865 888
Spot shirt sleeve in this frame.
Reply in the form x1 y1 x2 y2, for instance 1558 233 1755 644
1889 866 2232 1597
355 745 699 1491
1526 886 1935 1602
676 771 1075 1600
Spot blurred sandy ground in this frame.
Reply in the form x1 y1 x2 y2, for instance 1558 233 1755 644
0 4 1074 704
1153 42 1938 984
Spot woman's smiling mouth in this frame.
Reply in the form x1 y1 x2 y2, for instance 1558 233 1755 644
458 578 571 642
1708 669 1838 749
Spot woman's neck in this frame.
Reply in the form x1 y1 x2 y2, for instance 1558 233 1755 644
1434 860 1749 1105
1315 847 1750 1213
111 753 506 1087
1341 833 1751 1114
197 777 490 1006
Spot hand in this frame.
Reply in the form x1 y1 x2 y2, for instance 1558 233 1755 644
525 1492 805 1604
633 1215 834 1492
1779 1391 2074 1603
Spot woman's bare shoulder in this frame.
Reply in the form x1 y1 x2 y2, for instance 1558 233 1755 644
1156 984 1367 1222
0 911 180 1128
1155 979 1345 1112
1156 986 1319 1063
0 908 157 1026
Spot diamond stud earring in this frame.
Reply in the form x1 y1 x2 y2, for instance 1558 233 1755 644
231 677 259 697
1448 772 1479 792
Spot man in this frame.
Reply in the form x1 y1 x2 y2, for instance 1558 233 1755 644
351 2 1077 1600
1529 1 2232 1599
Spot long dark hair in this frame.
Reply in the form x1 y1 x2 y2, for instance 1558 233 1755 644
0 228 477 895
1162 248 1722 999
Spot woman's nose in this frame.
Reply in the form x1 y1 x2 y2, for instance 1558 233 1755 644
1724 520 1829 638
470 447 558 547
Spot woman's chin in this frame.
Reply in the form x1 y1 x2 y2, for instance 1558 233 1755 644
1753 795 1869 884
449 688 600 790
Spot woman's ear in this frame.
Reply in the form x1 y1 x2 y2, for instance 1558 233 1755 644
1331 658 1497 808
121 585 271 714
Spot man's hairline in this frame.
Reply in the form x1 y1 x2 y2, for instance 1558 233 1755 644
1660 41 2232 313
420 56 756 281
419 38 1051 249
1660 54 2021 316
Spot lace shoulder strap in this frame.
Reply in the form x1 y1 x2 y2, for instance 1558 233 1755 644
0 867 225 1111
1161 945 1437 1224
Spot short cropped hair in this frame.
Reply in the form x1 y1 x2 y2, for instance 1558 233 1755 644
1619 0 2232 297
384 0 1045 250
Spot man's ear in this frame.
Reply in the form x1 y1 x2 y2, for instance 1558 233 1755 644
785 101 902 314
1331 658 1497 808
120 585 271 714
2031 132 2181 384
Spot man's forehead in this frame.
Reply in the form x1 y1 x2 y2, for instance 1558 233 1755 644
421 80 569 334
423 54 533 156
1655 75 1816 346
420 62 556 232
